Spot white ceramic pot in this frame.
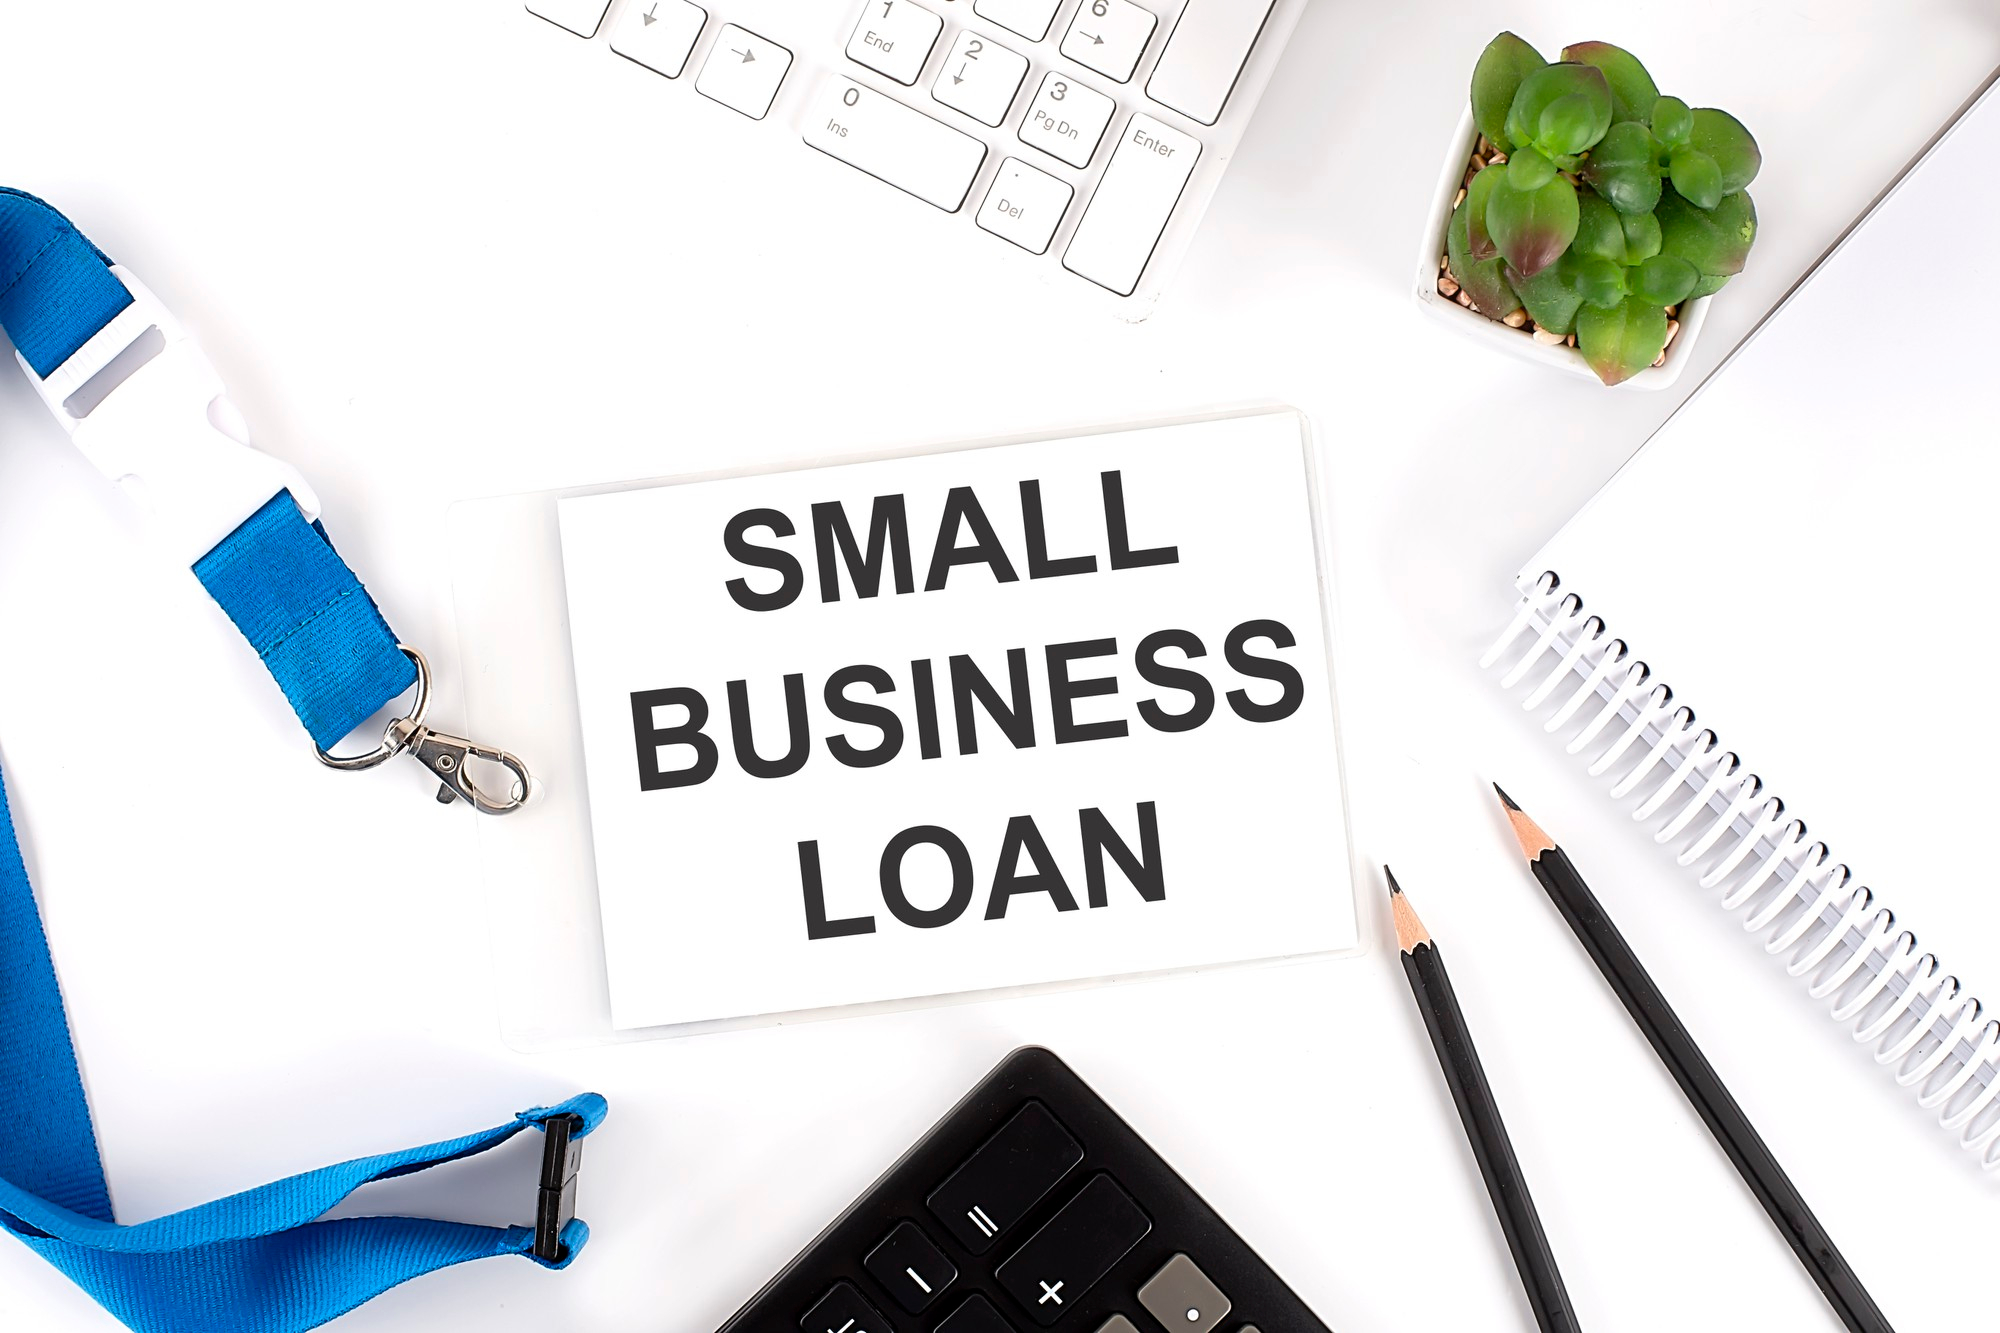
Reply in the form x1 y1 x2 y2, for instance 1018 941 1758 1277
1413 108 1710 391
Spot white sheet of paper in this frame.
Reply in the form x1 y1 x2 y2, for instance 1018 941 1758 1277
557 413 1355 1029
1521 81 2000 1020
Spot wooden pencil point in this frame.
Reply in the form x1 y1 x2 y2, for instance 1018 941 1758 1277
1385 868 1432 953
1496 787 1556 861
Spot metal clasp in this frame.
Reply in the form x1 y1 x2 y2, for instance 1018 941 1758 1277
390 716 533 814
314 646 531 815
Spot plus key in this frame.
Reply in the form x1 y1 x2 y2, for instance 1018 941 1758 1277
994 1174 1152 1326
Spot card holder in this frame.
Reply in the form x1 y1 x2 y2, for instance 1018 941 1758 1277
445 408 1363 1049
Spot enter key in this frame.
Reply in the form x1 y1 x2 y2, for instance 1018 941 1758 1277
1062 114 1201 296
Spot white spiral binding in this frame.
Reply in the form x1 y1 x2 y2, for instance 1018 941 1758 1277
1484 572 2000 1170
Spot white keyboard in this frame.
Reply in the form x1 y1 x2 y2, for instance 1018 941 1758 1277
524 0 1306 312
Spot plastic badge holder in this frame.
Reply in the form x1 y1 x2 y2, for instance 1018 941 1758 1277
448 407 1363 1050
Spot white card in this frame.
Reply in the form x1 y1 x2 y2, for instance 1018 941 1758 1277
556 413 1356 1029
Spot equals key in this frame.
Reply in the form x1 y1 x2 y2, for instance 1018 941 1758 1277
927 1101 1084 1253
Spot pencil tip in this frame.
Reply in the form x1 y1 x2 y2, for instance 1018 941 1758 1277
1386 870 1431 952
1497 786 1558 861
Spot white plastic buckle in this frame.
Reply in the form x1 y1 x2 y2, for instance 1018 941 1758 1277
17 265 320 569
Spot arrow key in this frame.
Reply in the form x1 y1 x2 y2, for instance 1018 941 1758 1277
695 23 793 120
611 0 706 79
1059 0 1156 83
931 29 1028 128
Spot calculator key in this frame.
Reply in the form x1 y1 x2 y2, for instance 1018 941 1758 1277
928 1100 1084 1254
804 78 989 211
938 1296 1019 1333
524 0 611 37
1063 113 1200 295
977 158 1074 255
932 30 1030 127
1059 0 1157 84
972 0 1062 42
1145 0 1275 126
994 1174 1152 1327
864 1221 957 1314
1137 1255 1231 1333
847 0 944 87
1094 1320 1140 1333
801 1281 894 1333
1019 72 1115 169
611 0 706 78
695 25 793 119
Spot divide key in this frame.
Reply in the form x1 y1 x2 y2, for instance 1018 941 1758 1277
993 1174 1152 1326
928 1101 1084 1254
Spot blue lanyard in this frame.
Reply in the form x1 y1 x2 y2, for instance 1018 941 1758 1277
0 189 604 1331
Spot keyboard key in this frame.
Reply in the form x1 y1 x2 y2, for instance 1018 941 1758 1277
696 25 793 120
804 79 989 212
972 0 1063 41
611 0 706 78
1145 0 1275 125
524 0 611 38
928 1101 1084 1254
932 30 1029 127
864 1221 957 1314
1059 0 1157 84
938 1296 1019 1333
1063 113 1200 295
847 0 944 87
801 1281 894 1333
1019 72 1115 169
1137 1255 1231 1333
977 158 1073 254
994 1174 1152 1327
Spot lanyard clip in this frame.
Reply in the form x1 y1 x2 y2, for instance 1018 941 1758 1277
389 717 533 815
315 647 531 814
19 265 322 569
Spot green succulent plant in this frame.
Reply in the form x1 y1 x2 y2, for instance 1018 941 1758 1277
1451 33 1760 384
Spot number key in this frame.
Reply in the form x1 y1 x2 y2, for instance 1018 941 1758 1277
1018 71 1115 169
800 1281 893 1333
1060 0 1157 84
847 0 944 87
932 29 1029 127
972 0 1063 42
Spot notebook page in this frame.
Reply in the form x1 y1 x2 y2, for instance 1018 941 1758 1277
1520 79 2000 1013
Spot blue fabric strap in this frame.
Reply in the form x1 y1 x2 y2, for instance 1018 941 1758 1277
0 190 602 1331
0 188 131 378
193 496 418 751
1 188 418 749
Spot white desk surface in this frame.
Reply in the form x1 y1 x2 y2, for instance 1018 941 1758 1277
1 2 1994 1330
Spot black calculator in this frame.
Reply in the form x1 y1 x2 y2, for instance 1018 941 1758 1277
716 1047 1332 1333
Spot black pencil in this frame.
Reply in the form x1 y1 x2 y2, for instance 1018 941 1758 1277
1387 867 1583 1333
1493 786 1895 1333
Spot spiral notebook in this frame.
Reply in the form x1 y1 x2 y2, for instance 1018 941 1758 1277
1484 72 2000 1168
